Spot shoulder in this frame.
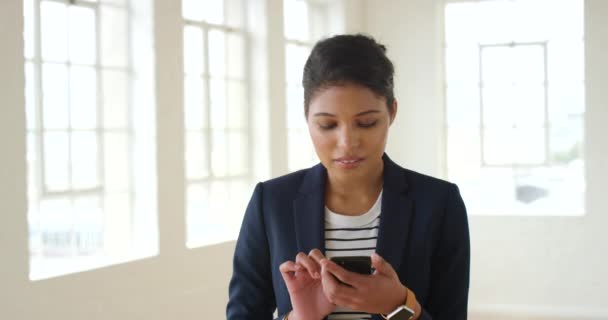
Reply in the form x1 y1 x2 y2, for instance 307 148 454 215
386 158 460 205
255 164 322 199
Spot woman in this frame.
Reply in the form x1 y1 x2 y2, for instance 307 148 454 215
227 34 470 320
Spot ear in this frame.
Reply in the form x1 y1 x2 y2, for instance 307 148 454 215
389 100 398 125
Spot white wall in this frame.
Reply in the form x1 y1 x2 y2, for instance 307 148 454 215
0 0 352 319
363 0 608 319
2 0 606 319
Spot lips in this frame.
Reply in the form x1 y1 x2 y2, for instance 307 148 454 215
334 157 364 169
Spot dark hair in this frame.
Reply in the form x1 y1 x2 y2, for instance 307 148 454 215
302 34 395 118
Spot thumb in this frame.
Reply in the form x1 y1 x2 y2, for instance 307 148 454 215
372 253 396 276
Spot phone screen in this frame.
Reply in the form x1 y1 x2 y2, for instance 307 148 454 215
330 256 373 275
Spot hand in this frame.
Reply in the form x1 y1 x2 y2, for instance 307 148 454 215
319 253 408 315
279 249 335 320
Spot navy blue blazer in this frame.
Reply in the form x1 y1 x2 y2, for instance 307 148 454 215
227 154 470 320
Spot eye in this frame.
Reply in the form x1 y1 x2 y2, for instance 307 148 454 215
318 122 337 130
358 120 378 128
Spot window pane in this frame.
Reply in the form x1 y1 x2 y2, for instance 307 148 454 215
183 0 225 24
42 63 69 129
210 78 226 129
482 85 515 127
70 66 97 130
444 3 478 45
202 0 224 24
24 0 35 60
284 0 309 41
102 70 128 129
445 0 585 216
73 196 103 255
69 6 96 65
41 1 68 62
184 75 206 130
511 0 549 42
286 85 305 129
101 0 127 5
27 133 38 199
285 43 309 86
227 80 246 129
182 0 204 21
548 40 584 83
103 194 131 256
208 30 226 78
228 131 247 175
225 0 244 29
183 26 205 76
38 197 73 253
512 45 545 85
43 132 70 191
513 85 545 127
550 118 583 165
288 129 316 171
186 132 209 179
211 131 227 176
186 184 210 246
25 62 37 130
481 46 513 85
104 133 130 192
447 128 480 170
549 83 585 122
513 128 546 165
446 85 479 127
483 128 515 166
445 45 479 85
100 6 128 67
227 33 245 80
477 1 513 44
71 131 99 189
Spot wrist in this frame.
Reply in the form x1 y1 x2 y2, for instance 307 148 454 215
405 288 422 320
382 284 408 315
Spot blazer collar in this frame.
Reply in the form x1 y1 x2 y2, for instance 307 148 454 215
293 154 413 272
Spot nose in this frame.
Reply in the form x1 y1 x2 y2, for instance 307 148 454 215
337 125 360 149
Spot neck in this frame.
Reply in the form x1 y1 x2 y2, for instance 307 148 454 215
326 161 384 199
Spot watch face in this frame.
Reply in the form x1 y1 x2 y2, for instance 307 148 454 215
390 306 414 320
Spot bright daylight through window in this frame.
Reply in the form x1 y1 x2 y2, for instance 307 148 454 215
24 0 156 280
444 0 585 216
182 0 252 247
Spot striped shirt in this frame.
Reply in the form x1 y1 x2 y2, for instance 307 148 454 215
325 191 382 320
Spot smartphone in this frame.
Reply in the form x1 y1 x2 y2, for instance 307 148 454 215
330 256 373 275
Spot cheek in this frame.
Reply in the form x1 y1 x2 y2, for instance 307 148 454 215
308 129 337 158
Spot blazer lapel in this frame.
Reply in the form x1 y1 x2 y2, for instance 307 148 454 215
293 164 327 254
292 155 413 268
375 154 413 272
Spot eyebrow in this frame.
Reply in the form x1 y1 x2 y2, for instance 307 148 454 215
313 110 381 117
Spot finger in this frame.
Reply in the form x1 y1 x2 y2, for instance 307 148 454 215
279 260 297 282
308 248 326 264
320 259 357 304
295 252 321 279
323 258 363 288
371 253 397 277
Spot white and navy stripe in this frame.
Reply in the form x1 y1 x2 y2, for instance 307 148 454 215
324 191 382 320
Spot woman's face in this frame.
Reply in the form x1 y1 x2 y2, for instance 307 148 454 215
307 83 396 182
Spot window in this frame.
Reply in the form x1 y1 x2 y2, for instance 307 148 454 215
444 0 585 215
24 0 157 280
182 0 252 247
284 0 328 172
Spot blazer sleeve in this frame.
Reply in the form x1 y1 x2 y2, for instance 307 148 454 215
419 184 470 320
227 183 277 320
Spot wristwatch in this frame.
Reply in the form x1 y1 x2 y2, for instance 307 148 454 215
381 305 415 320
381 287 416 320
